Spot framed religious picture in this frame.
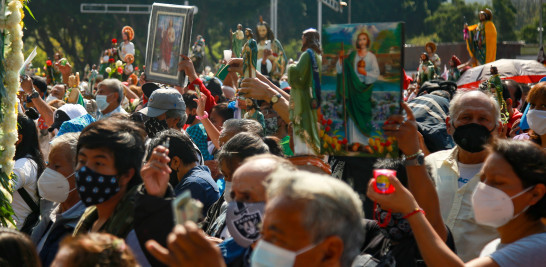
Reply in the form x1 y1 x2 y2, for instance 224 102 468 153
145 3 194 86
320 22 404 158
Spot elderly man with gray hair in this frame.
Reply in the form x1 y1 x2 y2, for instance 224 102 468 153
422 89 502 262
146 169 364 267
95 78 128 120
30 133 87 267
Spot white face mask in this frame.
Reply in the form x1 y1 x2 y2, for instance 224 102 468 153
96 93 113 111
526 109 546 135
472 181 534 228
251 240 316 267
37 168 76 203
224 181 233 203
45 95 59 103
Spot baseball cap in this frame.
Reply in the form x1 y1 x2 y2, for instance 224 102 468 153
138 88 185 118
206 78 223 96
142 82 161 99
49 104 88 132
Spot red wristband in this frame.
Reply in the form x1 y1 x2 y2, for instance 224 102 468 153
403 208 425 219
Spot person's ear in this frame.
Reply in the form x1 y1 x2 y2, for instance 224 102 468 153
119 168 135 186
214 95 219 102
506 98 513 109
191 108 197 116
529 183 546 206
318 236 344 267
16 134 23 146
170 156 181 171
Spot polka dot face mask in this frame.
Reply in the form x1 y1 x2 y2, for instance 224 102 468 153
75 166 121 207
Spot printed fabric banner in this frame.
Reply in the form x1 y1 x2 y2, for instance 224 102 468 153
320 22 404 158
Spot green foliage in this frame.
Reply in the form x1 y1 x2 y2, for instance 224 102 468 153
407 33 440 46
493 0 517 41
518 4 546 44
424 0 487 43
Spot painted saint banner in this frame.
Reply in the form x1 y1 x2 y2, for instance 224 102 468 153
320 22 404 158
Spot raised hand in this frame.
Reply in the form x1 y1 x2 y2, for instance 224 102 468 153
141 145 171 198
178 54 198 82
146 222 226 267
239 78 275 101
193 93 207 117
382 102 421 156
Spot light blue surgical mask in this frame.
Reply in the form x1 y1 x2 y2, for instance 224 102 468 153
280 81 289 90
96 93 113 111
251 240 316 267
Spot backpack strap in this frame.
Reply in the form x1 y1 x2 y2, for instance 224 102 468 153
17 188 39 213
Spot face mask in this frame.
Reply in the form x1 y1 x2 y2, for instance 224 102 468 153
472 181 534 228
264 117 279 136
186 114 196 125
526 109 546 135
169 163 180 188
224 181 233 202
251 240 316 267
45 95 59 103
226 201 265 247
374 206 413 242
280 81 289 90
37 168 76 203
96 93 113 111
145 117 169 138
75 166 121 207
452 123 495 153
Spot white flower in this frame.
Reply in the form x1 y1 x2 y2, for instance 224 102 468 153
105 67 112 73
115 60 123 68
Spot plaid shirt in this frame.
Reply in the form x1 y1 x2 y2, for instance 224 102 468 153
186 123 213 161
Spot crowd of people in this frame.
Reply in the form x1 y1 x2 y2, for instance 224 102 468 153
1 22 546 267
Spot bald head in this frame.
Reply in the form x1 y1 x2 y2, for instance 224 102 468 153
230 155 295 203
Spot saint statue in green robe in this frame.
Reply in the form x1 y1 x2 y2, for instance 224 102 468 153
231 24 246 57
418 53 436 86
336 30 380 147
256 17 288 78
289 29 322 155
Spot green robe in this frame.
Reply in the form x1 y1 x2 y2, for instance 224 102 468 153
418 60 436 86
231 31 245 57
336 51 374 137
467 22 487 65
448 67 461 82
244 109 265 134
288 50 321 154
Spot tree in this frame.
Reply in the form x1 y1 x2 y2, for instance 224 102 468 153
519 4 546 44
493 0 518 41
424 0 486 43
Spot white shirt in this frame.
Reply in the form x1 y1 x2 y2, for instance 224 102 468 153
11 157 39 229
120 42 135 61
257 58 272 74
457 161 483 188
426 147 499 262
96 104 128 120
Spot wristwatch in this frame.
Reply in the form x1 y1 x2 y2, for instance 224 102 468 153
404 150 425 166
270 93 282 106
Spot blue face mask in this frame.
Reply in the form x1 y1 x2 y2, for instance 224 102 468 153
280 81 289 90
75 166 120 207
96 93 113 111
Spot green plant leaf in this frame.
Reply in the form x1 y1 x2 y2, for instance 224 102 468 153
23 4 36 21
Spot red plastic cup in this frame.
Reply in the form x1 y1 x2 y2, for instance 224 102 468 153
373 169 396 194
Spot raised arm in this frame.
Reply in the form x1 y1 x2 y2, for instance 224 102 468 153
21 77 54 126
382 102 447 242
195 94 221 149
239 78 290 123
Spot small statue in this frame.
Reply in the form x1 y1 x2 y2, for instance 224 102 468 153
242 30 258 79
46 51 63 84
417 53 436 86
243 98 265 132
488 66 509 123
88 64 98 96
425 41 441 74
448 56 461 82
288 29 322 156
191 35 206 74
231 24 245 57
120 26 135 63
65 72 86 108
465 8 497 66
123 54 135 80
256 16 288 78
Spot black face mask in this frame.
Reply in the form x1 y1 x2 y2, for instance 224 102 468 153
452 123 495 153
145 117 169 138
169 166 179 188
186 114 196 125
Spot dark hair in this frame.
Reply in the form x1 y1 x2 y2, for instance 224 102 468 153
487 139 546 220
421 52 429 61
504 79 522 103
58 233 138 267
77 117 146 190
0 228 41 267
302 29 322 55
245 28 254 39
31 76 47 93
15 113 46 179
146 129 199 165
216 132 270 171
212 103 234 123
355 32 371 49
262 136 284 157
501 82 511 102
183 92 198 110
247 98 260 111
520 83 531 96
256 21 275 43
